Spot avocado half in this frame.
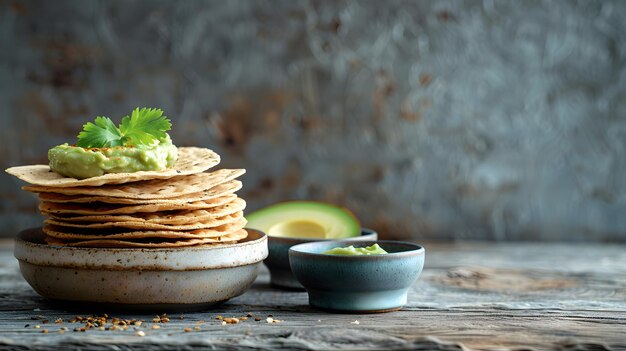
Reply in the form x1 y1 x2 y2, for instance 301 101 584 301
245 201 361 239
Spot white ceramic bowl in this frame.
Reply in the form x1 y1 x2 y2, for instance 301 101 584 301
14 228 268 310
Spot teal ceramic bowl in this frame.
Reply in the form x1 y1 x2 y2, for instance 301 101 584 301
289 240 425 313
265 228 378 289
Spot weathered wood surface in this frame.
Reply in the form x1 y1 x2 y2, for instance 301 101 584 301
0 241 624 351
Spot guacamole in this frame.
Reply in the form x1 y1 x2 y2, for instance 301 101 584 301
322 243 388 255
48 135 178 179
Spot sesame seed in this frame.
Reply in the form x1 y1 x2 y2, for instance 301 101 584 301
223 318 239 324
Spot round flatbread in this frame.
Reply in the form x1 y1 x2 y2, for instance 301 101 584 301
24 169 245 199
45 211 244 231
37 180 242 205
39 194 238 215
42 218 247 240
44 198 246 224
5 147 220 187
44 229 248 248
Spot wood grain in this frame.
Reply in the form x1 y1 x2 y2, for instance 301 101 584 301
0 241 624 350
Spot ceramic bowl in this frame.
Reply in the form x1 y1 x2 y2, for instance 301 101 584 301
264 228 378 289
289 240 425 313
14 227 268 311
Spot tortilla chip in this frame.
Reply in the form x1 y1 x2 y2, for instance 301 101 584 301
37 180 242 205
39 194 238 215
24 168 245 199
5 147 219 187
44 229 248 248
42 218 247 240
44 198 246 224
45 211 244 231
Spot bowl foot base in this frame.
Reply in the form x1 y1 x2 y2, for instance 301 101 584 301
307 288 408 313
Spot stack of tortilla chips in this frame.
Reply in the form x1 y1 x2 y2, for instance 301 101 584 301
6 147 248 248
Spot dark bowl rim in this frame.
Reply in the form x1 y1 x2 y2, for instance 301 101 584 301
288 240 425 260
267 227 377 243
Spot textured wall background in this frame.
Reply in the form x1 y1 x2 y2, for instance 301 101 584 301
1 0 625 241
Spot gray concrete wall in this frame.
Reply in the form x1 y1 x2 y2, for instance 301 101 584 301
1 0 625 241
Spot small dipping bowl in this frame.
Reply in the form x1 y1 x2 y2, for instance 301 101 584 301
289 240 425 313
265 228 378 289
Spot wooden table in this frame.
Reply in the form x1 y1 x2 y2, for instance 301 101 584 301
0 240 624 350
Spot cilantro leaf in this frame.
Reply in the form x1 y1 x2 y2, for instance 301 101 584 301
76 116 124 148
75 108 172 148
119 108 171 146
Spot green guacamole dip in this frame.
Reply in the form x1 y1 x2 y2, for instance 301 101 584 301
48 135 178 179
322 243 388 255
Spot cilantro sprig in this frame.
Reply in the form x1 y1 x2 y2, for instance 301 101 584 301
77 108 172 148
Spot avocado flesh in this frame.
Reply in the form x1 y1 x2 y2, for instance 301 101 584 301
245 201 360 239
